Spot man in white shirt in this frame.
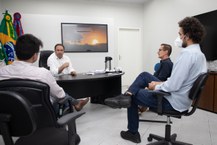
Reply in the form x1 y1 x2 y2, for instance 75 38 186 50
0 34 88 112
105 17 207 143
47 44 76 76
47 43 89 102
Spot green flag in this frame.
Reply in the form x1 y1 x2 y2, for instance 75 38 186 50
0 41 6 61
0 10 17 45
0 41 7 66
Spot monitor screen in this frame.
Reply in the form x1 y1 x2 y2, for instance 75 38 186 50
194 10 217 61
61 23 108 52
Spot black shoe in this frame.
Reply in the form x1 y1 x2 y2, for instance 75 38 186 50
120 130 141 143
104 94 131 108
75 134 80 145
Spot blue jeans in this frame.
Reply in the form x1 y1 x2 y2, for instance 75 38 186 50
52 93 79 115
126 72 175 133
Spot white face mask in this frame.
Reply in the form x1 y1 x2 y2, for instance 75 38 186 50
174 36 183 48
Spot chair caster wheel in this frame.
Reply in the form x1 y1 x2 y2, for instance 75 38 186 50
147 136 152 141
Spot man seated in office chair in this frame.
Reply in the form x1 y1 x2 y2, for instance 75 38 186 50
105 17 207 143
47 43 89 103
47 43 77 76
138 43 173 114
0 34 89 113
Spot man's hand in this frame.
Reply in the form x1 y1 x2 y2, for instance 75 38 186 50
62 62 69 68
148 81 162 90
58 62 69 74
71 71 77 76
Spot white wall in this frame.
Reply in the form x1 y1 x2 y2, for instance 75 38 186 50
2 0 217 74
0 0 2 13
143 0 217 73
1 0 144 73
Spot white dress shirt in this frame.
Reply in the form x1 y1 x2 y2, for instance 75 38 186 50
0 61 65 99
155 44 207 112
47 53 75 76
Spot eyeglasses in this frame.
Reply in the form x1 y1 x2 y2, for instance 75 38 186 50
158 49 164 51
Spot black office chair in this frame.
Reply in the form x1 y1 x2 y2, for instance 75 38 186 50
38 50 53 70
0 79 85 145
146 73 208 145
0 91 36 145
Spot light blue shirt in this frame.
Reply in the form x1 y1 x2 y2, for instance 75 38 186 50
155 44 207 112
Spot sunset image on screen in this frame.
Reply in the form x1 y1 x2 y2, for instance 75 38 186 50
92 39 99 45
62 23 108 52
79 29 107 46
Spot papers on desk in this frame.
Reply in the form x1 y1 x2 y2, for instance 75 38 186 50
85 69 122 75
85 70 106 75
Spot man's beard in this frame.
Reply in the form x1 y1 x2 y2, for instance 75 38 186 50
182 40 187 48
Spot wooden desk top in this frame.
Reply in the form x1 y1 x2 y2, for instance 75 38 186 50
208 71 217 75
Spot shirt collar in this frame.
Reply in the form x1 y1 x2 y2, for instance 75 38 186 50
160 58 170 62
182 44 200 52
13 60 34 66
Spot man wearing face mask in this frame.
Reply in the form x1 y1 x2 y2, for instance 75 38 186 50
105 17 207 143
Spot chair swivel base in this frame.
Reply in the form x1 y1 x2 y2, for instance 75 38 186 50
147 133 192 145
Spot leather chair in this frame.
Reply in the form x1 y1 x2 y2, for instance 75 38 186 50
38 50 53 69
0 79 85 145
146 73 208 145
0 91 36 145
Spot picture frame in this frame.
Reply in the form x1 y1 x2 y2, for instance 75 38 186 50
61 23 108 52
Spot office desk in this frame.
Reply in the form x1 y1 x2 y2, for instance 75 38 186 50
56 73 123 104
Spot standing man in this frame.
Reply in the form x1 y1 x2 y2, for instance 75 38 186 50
47 44 76 76
0 34 89 113
105 17 207 143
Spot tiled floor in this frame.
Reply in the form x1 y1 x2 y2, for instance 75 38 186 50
1 102 217 145
76 102 217 145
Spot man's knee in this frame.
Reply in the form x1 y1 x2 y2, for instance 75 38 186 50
139 71 152 77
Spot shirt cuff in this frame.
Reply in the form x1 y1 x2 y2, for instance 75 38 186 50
155 84 161 90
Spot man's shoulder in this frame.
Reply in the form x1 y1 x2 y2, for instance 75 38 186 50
47 52 55 59
63 54 70 59
38 66 51 73
63 54 71 61
47 53 56 63
162 58 173 64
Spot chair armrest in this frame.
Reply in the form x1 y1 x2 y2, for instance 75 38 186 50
146 90 171 115
57 111 85 145
146 90 171 96
53 95 73 117
57 111 85 126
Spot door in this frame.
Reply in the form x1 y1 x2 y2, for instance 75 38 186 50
118 28 143 89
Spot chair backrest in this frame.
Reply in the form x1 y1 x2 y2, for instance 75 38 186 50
186 72 209 116
0 79 58 129
39 50 53 69
0 91 36 137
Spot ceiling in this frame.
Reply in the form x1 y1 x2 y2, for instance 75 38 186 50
16 0 150 4
81 0 148 3
46 0 149 4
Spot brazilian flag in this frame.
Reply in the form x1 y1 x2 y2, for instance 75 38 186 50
0 10 17 45
0 10 17 65
0 42 6 61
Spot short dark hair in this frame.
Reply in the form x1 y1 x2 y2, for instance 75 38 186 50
15 34 43 60
54 43 65 51
178 17 206 43
161 43 172 56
